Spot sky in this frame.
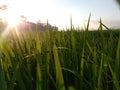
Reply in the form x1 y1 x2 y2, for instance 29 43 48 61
0 0 120 30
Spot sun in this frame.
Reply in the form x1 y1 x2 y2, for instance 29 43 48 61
6 16 20 27
5 7 21 27
6 13 21 27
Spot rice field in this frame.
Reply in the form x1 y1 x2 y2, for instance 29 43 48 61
0 19 120 90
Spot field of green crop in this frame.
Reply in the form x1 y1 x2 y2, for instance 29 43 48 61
0 19 120 90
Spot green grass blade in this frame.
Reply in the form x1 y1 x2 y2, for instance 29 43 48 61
8 63 19 90
0 59 7 90
80 45 85 90
109 64 120 90
114 36 120 90
36 55 42 90
99 18 103 30
97 53 104 90
86 13 91 31
53 44 65 90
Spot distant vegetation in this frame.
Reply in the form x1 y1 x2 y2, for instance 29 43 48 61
0 17 58 32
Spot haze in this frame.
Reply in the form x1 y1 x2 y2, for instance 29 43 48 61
0 0 120 29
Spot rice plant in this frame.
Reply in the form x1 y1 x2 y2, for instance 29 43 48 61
0 16 120 90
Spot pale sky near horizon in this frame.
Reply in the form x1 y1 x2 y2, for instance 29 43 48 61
0 0 120 30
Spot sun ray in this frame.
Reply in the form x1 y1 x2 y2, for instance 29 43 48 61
0 6 21 41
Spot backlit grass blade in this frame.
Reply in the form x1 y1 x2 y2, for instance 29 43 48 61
35 31 42 90
99 21 110 31
98 18 103 30
86 13 91 31
53 44 65 90
70 16 73 31
44 20 51 90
